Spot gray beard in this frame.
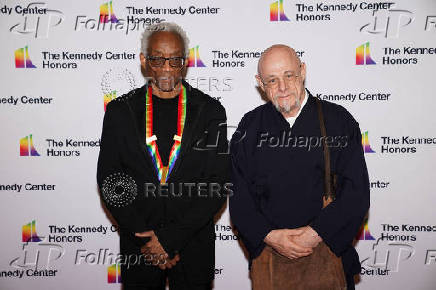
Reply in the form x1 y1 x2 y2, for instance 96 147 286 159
154 76 182 92
273 95 301 114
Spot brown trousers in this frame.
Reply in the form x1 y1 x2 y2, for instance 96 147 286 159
251 242 346 290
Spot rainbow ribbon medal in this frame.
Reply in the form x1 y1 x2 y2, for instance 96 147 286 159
145 85 187 184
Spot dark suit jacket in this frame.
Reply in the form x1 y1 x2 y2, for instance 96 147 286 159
96 80 229 285
229 90 370 277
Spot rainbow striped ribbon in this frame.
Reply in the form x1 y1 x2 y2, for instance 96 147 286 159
145 85 187 184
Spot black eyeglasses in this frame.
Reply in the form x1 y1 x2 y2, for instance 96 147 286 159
147 56 186 68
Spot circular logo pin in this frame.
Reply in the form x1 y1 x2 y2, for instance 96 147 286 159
101 172 137 207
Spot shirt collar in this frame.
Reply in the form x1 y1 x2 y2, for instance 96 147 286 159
286 89 308 122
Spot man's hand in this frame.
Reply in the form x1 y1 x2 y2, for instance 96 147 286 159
290 226 322 249
163 254 180 270
135 231 180 270
264 229 313 260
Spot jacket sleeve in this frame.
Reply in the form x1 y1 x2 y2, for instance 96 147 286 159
229 114 274 258
310 110 370 256
154 101 229 257
96 100 148 234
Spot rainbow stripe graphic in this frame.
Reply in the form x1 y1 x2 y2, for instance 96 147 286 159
361 131 376 153
20 134 40 156
187 46 206 67
270 0 290 21
103 91 117 111
107 263 121 283
145 85 187 183
356 42 376 65
99 1 118 23
167 86 187 175
356 219 376 240
22 220 42 242
15 46 36 68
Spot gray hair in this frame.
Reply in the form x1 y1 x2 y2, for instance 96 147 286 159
140 22 190 57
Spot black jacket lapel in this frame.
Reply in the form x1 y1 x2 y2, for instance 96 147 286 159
124 84 160 183
167 80 207 181
290 89 319 136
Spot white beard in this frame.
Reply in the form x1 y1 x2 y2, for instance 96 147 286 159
155 76 181 92
273 94 301 114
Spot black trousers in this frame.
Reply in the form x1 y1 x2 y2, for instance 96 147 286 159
346 274 355 290
123 263 212 290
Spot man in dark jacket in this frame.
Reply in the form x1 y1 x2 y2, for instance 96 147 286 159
97 22 228 290
229 44 370 289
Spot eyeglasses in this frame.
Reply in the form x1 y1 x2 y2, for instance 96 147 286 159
262 72 301 89
147 56 185 68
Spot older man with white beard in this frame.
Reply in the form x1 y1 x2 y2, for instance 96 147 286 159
229 44 370 289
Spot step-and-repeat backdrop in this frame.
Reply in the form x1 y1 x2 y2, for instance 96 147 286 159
1 0 435 289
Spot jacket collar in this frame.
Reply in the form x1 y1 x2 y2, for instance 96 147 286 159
266 88 318 135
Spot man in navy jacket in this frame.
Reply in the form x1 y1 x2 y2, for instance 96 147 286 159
229 44 370 289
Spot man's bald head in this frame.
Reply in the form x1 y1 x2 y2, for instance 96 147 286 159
255 44 306 118
257 44 301 76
